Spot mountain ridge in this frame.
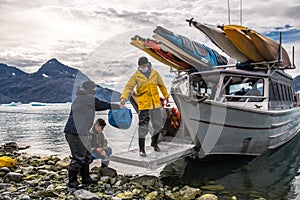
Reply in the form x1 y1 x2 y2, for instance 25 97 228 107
0 58 120 104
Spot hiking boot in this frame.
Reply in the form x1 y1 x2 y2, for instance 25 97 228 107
68 169 83 189
139 151 147 157
151 144 161 152
139 138 146 157
81 164 98 185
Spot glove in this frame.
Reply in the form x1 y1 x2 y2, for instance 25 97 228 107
161 98 169 106
120 98 126 106
165 98 169 106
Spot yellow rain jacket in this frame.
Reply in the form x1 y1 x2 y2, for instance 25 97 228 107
121 69 169 110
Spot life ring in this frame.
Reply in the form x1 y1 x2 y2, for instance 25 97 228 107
170 107 181 129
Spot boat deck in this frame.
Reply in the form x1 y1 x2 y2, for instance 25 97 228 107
110 141 196 169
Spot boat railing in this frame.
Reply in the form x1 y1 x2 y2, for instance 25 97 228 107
212 60 289 71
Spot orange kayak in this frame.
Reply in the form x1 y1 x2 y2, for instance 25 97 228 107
131 35 191 70
130 35 178 69
144 39 192 70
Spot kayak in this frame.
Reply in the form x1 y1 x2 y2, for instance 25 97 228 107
188 20 249 63
130 35 179 69
246 30 292 68
153 26 227 71
144 38 192 70
221 24 265 62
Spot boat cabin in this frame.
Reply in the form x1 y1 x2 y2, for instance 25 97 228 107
173 69 295 110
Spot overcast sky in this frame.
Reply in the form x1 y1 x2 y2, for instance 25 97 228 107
1 0 299 91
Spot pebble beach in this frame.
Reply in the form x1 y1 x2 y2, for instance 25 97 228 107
0 142 270 200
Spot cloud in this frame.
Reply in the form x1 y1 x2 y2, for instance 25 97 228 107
1 0 300 79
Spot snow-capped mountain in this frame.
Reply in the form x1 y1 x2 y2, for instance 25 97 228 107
0 58 120 104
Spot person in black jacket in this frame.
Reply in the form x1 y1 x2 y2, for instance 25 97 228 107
64 80 119 189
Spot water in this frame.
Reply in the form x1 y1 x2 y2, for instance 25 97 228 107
1 104 300 199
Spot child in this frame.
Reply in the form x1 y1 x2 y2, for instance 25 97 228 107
90 118 112 168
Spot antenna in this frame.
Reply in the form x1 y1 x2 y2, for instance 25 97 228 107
240 0 243 25
292 46 295 68
228 0 231 24
278 32 282 63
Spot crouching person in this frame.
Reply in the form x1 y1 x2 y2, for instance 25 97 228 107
90 118 112 168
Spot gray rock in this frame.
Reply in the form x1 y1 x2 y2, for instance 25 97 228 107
197 194 218 200
19 195 31 200
4 172 23 182
103 183 111 190
20 166 35 176
100 176 110 183
74 189 100 200
0 183 12 190
0 167 11 173
101 167 117 177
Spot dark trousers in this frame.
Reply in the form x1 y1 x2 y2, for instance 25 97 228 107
138 108 163 142
65 133 91 171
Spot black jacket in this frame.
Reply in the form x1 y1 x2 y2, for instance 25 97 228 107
64 87 119 135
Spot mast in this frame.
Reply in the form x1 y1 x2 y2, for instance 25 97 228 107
240 0 243 25
278 32 282 63
228 0 231 24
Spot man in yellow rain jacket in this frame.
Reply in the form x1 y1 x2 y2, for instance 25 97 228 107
120 57 169 157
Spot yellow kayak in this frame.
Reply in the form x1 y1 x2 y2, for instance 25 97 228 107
247 30 291 68
190 21 249 63
222 25 264 62
130 35 180 69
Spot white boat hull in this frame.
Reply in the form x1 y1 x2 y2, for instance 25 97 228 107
173 93 300 158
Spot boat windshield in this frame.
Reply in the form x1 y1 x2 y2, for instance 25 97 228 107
221 76 264 102
189 73 220 100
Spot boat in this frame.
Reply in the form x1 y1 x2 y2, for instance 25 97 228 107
186 19 249 63
170 62 300 158
153 26 228 71
111 21 299 168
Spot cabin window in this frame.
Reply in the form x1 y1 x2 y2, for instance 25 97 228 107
272 82 280 101
278 83 283 101
269 80 275 101
269 79 294 110
288 86 294 101
190 75 219 100
222 76 264 102
282 85 287 101
287 86 292 101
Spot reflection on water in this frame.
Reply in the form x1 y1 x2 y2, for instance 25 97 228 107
161 133 300 199
0 104 70 156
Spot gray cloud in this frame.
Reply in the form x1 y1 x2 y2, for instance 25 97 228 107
1 0 300 79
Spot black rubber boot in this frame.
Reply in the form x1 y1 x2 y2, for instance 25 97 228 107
151 134 161 152
101 160 109 168
139 138 146 157
67 169 83 189
81 164 98 185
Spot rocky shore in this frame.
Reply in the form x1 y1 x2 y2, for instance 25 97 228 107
0 142 266 200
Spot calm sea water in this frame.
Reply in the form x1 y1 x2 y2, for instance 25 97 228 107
1 104 300 199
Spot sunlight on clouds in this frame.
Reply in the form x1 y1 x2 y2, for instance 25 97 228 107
0 0 300 80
